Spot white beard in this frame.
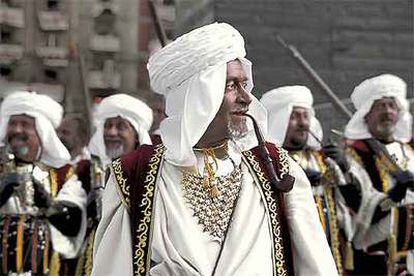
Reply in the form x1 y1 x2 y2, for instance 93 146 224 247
228 118 249 140
106 144 125 159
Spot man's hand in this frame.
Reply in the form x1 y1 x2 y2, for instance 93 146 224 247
0 172 20 206
388 170 414 202
304 169 322 186
33 179 52 209
321 143 350 172
46 201 82 237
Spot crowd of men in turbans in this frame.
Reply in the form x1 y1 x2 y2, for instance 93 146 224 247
0 22 412 276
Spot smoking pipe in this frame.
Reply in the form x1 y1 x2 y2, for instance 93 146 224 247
243 113 294 192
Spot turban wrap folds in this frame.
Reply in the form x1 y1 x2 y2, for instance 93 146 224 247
88 93 153 167
0 91 71 168
344 74 412 142
260 86 323 149
147 22 267 166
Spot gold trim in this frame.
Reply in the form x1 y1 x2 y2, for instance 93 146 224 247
243 149 288 276
83 228 95 276
345 147 364 166
277 148 290 180
49 169 58 198
111 158 131 210
375 156 391 193
133 144 165 276
314 151 343 275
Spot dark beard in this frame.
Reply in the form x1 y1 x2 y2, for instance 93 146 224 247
285 137 307 151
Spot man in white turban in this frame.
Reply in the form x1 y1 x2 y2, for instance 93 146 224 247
261 85 377 274
342 74 414 275
68 93 152 275
88 93 153 168
0 91 87 274
93 23 337 276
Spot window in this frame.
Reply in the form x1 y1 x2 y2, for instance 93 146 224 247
44 69 58 82
47 0 59 10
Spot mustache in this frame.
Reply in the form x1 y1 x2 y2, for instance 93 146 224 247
296 126 310 132
231 108 249 115
8 134 29 143
379 115 395 122
104 138 122 143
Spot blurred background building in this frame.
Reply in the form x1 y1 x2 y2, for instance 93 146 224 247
0 0 412 139
0 0 174 113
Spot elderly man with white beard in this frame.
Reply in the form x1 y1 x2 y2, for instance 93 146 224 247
92 23 337 276
88 93 153 168
0 91 87 275
341 74 414 275
69 93 153 275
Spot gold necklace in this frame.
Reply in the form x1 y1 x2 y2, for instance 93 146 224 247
193 141 230 198
193 141 229 159
181 164 242 240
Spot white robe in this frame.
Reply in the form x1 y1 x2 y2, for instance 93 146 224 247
351 141 414 274
93 147 337 276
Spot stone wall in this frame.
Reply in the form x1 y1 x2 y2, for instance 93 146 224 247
214 0 413 138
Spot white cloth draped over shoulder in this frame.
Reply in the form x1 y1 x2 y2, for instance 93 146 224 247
344 74 412 142
93 142 338 276
260 86 323 149
88 93 153 167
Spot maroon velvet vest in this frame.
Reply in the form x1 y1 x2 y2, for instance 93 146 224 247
111 143 294 276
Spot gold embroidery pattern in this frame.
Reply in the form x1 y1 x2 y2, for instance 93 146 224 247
243 150 288 276
278 148 290 179
314 152 343 275
375 156 390 193
111 158 130 209
49 170 58 198
133 145 165 276
83 228 95 276
345 147 364 166
65 167 75 181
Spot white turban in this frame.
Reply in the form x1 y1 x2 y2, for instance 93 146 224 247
260 86 323 149
88 93 153 167
147 22 267 166
0 91 71 168
344 74 412 142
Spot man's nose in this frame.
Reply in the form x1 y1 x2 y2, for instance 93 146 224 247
237 84 252 106
297 116 310 129
383 104 396 114
10 123 24 134
105 125 118 137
